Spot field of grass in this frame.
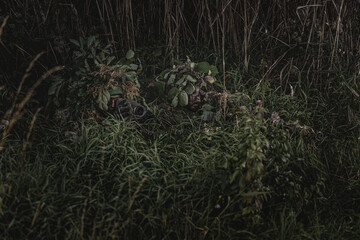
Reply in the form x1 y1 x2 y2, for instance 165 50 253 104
1 1 359 239
1 57 359 239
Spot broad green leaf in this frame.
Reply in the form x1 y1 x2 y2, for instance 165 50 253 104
168 87 179 100
205 75 216 84
126 50 135 59
201 110 214 121
129 64 138 70
94 58 100 66
178 90 189 106
184 83 195 95
209 65 219 76
120 65 131 70
171 95 179 107
168 74 176 85
175 76 185 86
186 75 197 83
48 82 60 95
194 62 210 73
70 39 80 47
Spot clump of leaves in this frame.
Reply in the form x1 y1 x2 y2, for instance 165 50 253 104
195 99 303 225
47 36 140 118
154 57 218 111
217 104 270 214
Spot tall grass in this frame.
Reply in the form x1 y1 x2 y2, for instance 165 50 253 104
2 1 359 78
1 85 359 238
1 1 359 239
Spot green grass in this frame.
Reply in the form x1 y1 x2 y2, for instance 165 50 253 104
1 43 359 239
1 79 359 239
1 0 359 237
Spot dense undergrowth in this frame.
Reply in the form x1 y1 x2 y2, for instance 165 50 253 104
1 1 360 239
1 57 359 238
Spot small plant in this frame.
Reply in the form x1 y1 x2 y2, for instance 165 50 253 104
216 102 269 215
47 36 141 118
155 57 218 111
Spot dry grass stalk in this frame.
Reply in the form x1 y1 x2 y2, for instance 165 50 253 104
221 1 227 87
127 176 148 213
0 15 9 42
0 56 63 151
330 0 345 68
2 0 359 88
21 107 42 165
205 0 217 53
4 52 45 121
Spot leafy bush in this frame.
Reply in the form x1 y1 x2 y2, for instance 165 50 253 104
153 58 218 110
47 36 141 118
